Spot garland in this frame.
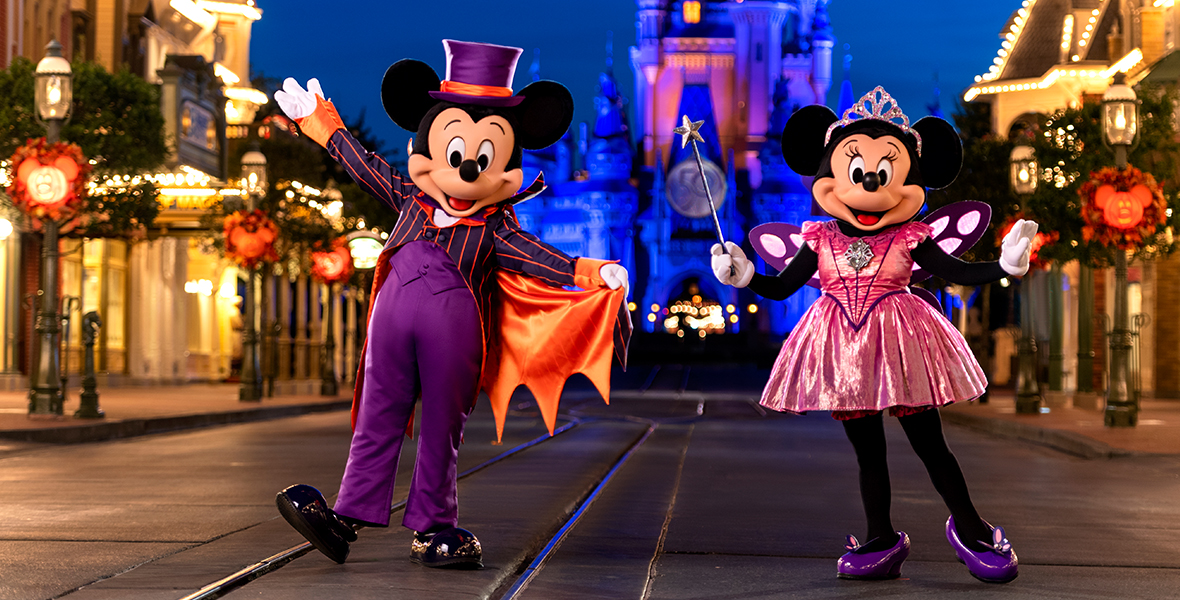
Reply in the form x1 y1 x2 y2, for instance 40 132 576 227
1078 165 1168 250
6 138 90 224
224 209 279 268
309 237 354 285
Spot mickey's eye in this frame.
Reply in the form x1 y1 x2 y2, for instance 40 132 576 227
477 140 495 172
848 156 865 184
446 137 465 168
876 159 893 186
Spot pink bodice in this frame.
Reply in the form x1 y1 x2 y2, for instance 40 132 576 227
802 220 932 331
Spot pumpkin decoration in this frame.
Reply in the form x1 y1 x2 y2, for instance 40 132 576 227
224 209 279 268
309 238 354 285
6 138 89 224
1079 165 1168 251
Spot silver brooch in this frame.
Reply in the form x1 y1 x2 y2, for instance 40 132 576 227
844 239 874 271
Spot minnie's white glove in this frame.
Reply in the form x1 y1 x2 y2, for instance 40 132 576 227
711 242 755 288
999 219 1039 276
274 78 325 120
600 263 630 296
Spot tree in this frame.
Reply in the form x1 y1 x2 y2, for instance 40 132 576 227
1025 84 1180 266
936 100 1022 263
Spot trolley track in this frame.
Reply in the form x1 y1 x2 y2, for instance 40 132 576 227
177 418 584 600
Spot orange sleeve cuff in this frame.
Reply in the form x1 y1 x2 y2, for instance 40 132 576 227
573 258 616 289
296 96 346 148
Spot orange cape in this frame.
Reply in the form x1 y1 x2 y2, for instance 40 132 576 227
350 261 631 442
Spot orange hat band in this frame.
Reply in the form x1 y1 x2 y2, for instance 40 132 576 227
438 80 513 98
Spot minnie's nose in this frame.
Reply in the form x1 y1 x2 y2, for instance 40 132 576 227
861 171 880 192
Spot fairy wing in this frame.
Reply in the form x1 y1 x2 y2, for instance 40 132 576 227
748 222 821 289
910 201 992 284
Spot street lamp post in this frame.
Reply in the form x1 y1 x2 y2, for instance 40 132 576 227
239 149 267 402
1010 144 1041 414
28 41 72 417
320 282 337 396
1102 73 1139 427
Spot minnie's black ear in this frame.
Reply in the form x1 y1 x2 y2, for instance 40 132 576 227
511 80 574 150
912 116 962 189
781 105 840 176
382 60 442 132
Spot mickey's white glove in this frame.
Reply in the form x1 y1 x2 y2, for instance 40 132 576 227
600 263 630 296
999 219 1039 277
274 78 325 120
711 242 755 288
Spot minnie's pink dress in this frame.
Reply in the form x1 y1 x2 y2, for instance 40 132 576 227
760 220 987 415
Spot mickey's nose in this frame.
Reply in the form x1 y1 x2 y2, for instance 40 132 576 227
459 160 481 183
861 171 880 192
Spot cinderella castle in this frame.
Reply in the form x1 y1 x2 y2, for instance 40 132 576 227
517 0 837 341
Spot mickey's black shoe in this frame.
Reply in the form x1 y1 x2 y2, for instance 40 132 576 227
275 484 357 564
410 527 483 568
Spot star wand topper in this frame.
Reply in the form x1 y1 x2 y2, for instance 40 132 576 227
673 115 735 274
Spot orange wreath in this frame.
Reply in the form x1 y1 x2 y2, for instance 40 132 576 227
309 237 354 285
998 213 1058 270
6 138 90 225
1078 165 1168 250
224 209 279 268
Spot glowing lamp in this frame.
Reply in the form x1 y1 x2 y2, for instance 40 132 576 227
346 231 384 270
1009 145 1037 195
1095 184 1152 229
16 156 79 210
1102 74 1138 147
34 41 72 122
240 149 268 196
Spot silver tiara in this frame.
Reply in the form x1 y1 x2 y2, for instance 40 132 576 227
824 86 923 156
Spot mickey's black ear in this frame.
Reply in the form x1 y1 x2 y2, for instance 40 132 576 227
781 105 839 176
512 80 574 150
912 116 962 189
382 60 441 132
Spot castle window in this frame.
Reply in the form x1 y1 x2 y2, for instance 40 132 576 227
683 1 701 24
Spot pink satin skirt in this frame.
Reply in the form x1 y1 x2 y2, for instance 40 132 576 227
761 294 986 414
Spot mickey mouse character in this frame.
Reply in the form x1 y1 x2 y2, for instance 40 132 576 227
712 87 1034 583
272 40 631 568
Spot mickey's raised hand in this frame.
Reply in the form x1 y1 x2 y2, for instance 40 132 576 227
275 78 326 120
711 242 755 288
599 263 630 296
999 219 1039 277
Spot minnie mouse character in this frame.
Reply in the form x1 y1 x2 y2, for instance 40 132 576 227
272 40 631 568
712 87 1034 583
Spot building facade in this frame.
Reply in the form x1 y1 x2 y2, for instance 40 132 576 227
963 0 1180 397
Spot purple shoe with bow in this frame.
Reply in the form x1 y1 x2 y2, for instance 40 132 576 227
946 516 1018 583
836 532 910 580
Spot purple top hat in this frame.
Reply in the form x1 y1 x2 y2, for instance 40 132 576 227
429 40 525 107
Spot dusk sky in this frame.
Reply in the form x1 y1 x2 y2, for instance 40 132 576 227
251 1 1020 155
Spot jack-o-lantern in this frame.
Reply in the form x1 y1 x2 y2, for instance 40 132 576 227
1078 164 1168 251
1094 183 1153 230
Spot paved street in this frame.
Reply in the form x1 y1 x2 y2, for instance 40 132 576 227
1 369 1179 599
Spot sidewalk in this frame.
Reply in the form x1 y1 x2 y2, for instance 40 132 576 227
940 392 1180 457
0 383 350 444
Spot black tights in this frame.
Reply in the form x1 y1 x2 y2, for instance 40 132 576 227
841 408 990 552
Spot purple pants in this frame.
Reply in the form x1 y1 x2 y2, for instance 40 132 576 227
333 241 483 532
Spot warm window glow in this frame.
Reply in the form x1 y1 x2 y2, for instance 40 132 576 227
683 1 701 24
